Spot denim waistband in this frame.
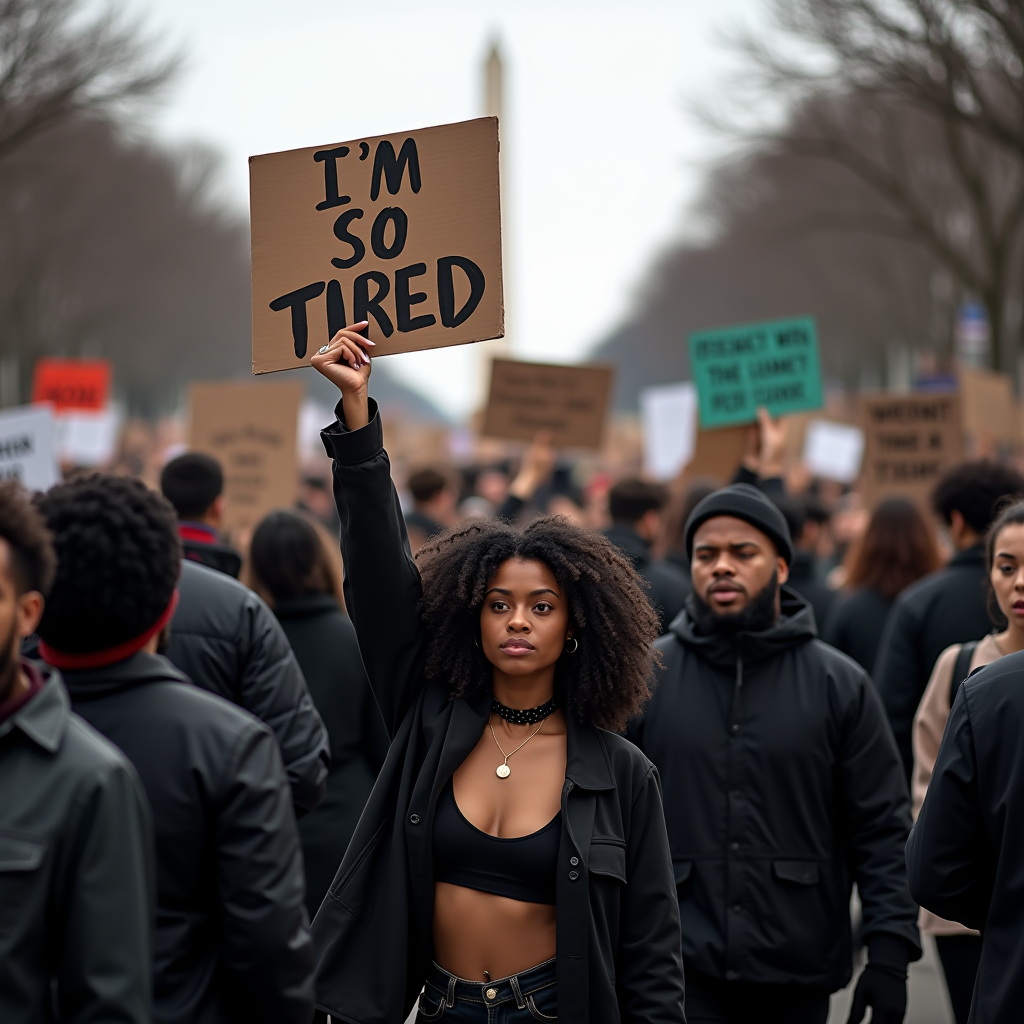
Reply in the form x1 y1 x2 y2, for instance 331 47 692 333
426 958 556 1008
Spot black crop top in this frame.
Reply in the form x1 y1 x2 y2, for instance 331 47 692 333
433 781 561 905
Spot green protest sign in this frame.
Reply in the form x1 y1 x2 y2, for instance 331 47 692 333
688 316 823 428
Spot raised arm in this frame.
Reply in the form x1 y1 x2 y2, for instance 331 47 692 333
313 323 429 735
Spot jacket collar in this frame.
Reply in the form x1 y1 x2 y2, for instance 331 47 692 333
273 593 340 620
668 584 817 668
60 651 192 699
950 542 985 568
565 713 616 791
179 521 219 545
0 667 68 752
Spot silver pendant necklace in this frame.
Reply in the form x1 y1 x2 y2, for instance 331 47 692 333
488 719 544 778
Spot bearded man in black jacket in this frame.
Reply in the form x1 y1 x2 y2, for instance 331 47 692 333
628 483 920 1024
35 475 315 1024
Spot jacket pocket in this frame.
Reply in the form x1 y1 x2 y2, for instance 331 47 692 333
674 860 693 890
589 840 627 883
772 860 820 885
0 833 46 871
328 820 387 917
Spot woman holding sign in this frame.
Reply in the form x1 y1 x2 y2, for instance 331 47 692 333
309 323 685 1024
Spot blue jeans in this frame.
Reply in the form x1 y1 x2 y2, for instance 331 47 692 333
416 958 557 1022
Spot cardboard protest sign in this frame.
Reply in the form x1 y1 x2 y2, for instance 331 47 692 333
958 366 1015 445
803 419 864 484
687 425 750 482
481 359 614 450
55 410 120 467
860 393 963 507
689 317 823 429
0 405 60 491
188 381 303 533
250 117 503 374
31 358 111 411
640 382 697 480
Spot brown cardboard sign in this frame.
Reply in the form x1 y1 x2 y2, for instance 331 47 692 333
481 359 614 450
860 393 963 507
958 366 1015 445
187 381 303 533
250 117 503 374
687 425 749 483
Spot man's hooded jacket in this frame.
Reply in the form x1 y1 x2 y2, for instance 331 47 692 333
628 588 920 992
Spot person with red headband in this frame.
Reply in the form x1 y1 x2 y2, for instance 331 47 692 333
35 473 316 1024
0 480 153 1024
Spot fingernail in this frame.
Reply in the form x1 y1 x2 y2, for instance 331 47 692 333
362 353 371 365
364 340 376 346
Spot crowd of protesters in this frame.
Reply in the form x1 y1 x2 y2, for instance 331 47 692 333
3 332 1024 1023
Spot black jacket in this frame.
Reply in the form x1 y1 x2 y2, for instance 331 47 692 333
167 558 330 816
628 590 920 991
65 652 315 1024
0 667 154 1024
822 586 893 676
311 400 686 1024
874 544 994 782
906 652 1024 1024
179 522 243 579
785 550 836 632
603 525 690 635
273 593 389 919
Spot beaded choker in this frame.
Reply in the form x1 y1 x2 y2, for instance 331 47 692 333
491 696 558 726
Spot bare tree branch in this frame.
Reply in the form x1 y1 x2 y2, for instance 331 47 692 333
0 0 179 162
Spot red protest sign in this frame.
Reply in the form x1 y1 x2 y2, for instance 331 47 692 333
31 359 111 411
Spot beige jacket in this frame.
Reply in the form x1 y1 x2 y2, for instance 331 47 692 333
911 633 1003 935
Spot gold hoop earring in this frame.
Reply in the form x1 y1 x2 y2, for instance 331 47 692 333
564 637 579 654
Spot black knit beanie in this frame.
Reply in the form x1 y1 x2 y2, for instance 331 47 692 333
684 483 794 565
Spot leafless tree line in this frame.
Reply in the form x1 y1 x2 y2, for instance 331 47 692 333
600 0 1024 399
0 0 253 414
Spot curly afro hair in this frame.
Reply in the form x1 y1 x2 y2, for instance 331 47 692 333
415 515 661 732
0 480 56 596
35 474 181 654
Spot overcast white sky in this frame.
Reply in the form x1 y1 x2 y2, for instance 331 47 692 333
125 0 769 417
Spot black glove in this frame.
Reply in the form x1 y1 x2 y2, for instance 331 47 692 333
846 963 908 1024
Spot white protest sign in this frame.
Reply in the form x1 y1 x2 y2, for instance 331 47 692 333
640 382 697 480
0 405 60 491
802 418 864 484
55 409 120 467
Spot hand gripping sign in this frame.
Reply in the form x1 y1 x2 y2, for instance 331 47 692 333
250 117 504 374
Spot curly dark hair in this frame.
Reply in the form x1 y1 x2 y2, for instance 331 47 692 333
415 515 661 732
0 480 56 595
35 474 182 653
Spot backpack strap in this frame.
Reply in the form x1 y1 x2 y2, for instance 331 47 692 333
950 640 980 707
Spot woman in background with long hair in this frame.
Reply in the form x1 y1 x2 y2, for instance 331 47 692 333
823 498 942 674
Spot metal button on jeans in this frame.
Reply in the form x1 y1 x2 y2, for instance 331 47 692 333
485 987 497 1000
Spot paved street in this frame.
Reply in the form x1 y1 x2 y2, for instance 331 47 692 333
829 937 952 1024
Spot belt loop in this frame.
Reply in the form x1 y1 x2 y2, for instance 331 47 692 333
510 974 527 1010
446 973 456 1008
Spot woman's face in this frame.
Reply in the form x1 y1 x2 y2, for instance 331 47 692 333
990 522 1024 627
479 558 571 677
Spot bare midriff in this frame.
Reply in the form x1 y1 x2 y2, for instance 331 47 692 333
432 712 566 981
433 882 557 980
